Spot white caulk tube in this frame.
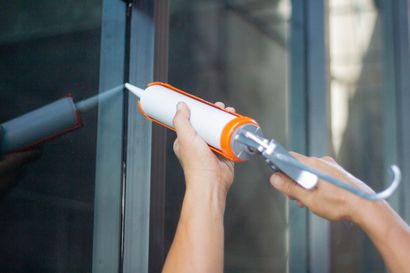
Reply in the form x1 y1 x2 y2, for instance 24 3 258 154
125 82 263 162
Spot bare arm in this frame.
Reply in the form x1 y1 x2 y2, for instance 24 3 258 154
162 102 235 273
270 153 410 273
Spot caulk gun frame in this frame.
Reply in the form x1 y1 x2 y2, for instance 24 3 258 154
275 154 401 201
235 130 401 201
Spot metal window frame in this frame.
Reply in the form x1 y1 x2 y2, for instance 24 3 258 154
92 1 127 272
289 1 330 273
381 0 401 213
289 1 309 272
384 0 410 223
92 0 156 272
93 0 410 273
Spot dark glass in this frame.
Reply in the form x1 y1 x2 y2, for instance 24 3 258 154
0 1 102 272
166 1 290 272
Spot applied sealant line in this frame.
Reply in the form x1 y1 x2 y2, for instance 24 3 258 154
75 84 124 113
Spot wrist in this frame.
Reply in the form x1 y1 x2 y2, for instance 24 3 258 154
184 180 228 216
185 172 229 198
351 198 390 230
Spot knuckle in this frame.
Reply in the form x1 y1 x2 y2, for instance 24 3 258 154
172 114 180 126
303 157 317 166
285 182 294 196
215 101 225 108
321 156 335 162
173 139 179 152
226 107 236 113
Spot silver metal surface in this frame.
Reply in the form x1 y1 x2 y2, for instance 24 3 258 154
231 124 263 161
234 130 401 200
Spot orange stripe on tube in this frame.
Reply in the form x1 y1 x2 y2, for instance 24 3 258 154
148 82 242 118
137 82 258 162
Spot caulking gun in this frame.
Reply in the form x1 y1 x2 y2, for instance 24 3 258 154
125 82 401 201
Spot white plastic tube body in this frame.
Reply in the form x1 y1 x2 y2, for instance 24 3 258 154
140 85 236 149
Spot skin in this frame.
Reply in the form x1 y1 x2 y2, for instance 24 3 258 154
0 126 41 194
162 102 235 273
163 102 410 273
270 154 410 273
0 150 40 195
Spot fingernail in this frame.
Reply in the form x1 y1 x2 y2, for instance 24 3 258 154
176 102 184 110
271 174 284 188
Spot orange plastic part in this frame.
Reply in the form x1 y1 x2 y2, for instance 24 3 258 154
220 116 259 162
138 82 258 162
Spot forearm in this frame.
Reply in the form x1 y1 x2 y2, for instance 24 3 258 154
355 201 410 273
162 182 226 273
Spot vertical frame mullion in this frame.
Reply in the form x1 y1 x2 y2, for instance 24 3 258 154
93 0 127 272
289 0 330 273
149 0 169 272
305 1 330 273
381 0 400 213
289 0 309 272
123 1 155 273
392 0 410 222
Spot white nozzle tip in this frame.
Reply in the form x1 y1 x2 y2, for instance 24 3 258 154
125 83 145 98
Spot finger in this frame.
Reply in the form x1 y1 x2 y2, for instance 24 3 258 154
289 151 309 161
270 172 310 201
296 200 305 208
0 149 41 174
321 156 336 163
225 107 236 113
215 101 225 108
289 151 336 174
173 139 180 156
173 102 197 142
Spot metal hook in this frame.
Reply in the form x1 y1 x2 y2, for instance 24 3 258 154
274 153 401 201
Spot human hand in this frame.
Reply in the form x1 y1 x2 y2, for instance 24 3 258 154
0 149 40 193
270 152 375 223
0 126 40 193
172 102 235 196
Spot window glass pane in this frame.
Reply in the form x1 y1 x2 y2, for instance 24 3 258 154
0 1 101 272
329 0 387 271
167 0 290 272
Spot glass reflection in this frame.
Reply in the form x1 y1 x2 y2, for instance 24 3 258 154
0 1 101 272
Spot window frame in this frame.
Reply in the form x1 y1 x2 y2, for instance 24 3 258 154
92 0 410 272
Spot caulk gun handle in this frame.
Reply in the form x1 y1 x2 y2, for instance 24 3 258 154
0 97 83 154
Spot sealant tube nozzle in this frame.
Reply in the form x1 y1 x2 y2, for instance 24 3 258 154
125 83 145 98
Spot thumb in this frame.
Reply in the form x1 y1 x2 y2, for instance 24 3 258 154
173 102 196 142
270 172 309 201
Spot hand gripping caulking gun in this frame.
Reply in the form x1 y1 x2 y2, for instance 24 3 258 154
125 82 401 201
